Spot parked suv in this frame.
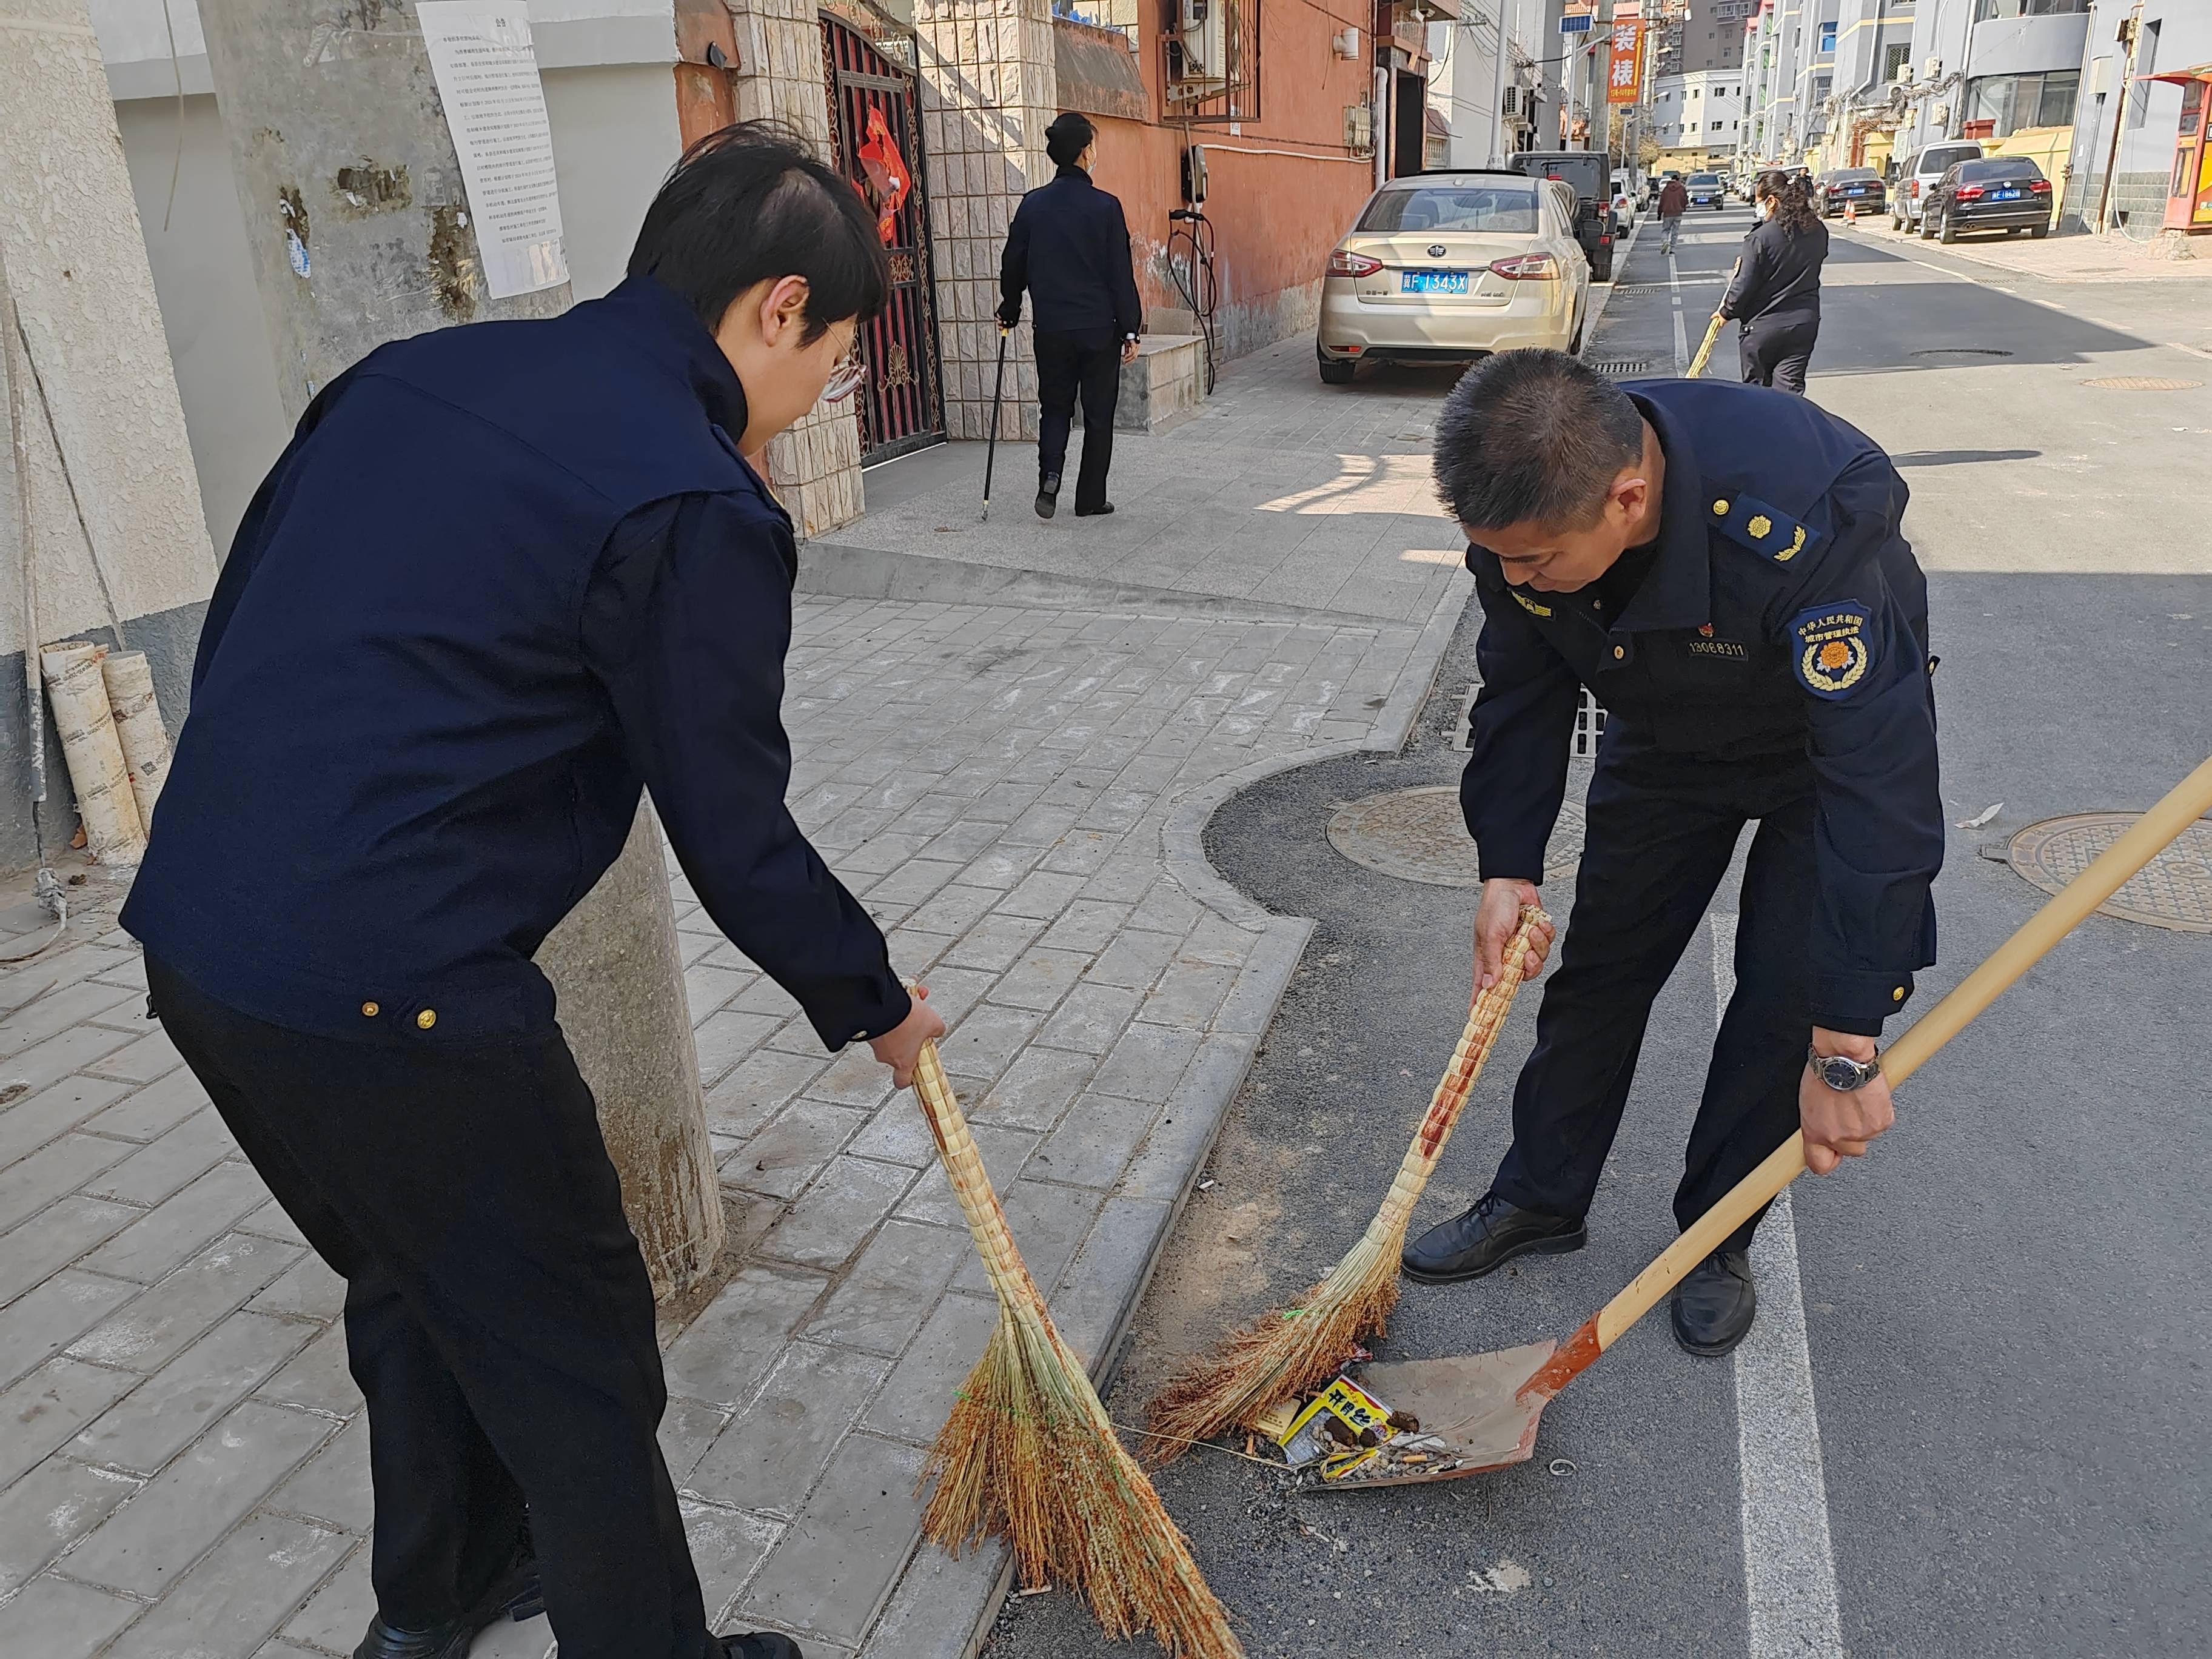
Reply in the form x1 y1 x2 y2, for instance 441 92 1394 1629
1889 141 1984 230
1505 151 1617 281
1920 155 2055 241
1686 172 1725 210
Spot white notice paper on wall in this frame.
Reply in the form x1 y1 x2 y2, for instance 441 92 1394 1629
418 2 568 299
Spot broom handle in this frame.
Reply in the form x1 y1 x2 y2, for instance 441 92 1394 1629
1531 752 2212 1390
1368 908 1547 1230
912 1038 1046 1307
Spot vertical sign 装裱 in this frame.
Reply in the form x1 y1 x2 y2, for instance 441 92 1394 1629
418 2 569 299
1607 18 1645 106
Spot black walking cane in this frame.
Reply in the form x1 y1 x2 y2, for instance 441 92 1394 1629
982 325 1009 521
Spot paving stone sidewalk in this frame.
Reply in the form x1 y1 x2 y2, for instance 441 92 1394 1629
0 337 1473 1659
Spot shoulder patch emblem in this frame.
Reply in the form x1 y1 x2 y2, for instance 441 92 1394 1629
1512 590 1553 618
1792 603 1874 699
1709 492 1818 564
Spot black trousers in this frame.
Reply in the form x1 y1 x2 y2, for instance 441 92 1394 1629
1739 309 1818 394
1034 327 1121 511
1488 745 1815 1253
146 958 714 1659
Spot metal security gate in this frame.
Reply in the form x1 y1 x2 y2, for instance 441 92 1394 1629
822 14 945 464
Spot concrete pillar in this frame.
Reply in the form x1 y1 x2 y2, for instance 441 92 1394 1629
913 0 1059 441
197 0 723 1298
722 0 868 535
0 0 220 871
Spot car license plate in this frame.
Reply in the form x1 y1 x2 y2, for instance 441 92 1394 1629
1991 188 2022 200
1848 186 1867 195
1402 271 1470 295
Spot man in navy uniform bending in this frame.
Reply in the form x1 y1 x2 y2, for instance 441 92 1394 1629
123 126 942 1659
1399 349 1942 1356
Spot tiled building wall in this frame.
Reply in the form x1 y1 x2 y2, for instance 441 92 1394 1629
728 0 869 535
913 0 1059 440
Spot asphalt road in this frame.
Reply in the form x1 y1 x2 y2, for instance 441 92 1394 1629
987 206 2212 1659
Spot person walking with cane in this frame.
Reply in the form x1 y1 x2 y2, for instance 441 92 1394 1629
1716 169 1830 395
997 112 1142 520
1657 173 1689 256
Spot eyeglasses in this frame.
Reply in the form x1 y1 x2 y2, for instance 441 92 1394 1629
823 340 868 404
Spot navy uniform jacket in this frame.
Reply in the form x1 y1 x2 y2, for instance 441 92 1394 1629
1460 378 1941 1035
1721 215 1829 323
123 276 908 1051
997 166 1143 338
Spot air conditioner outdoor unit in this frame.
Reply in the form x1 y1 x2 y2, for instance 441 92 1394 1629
1894 61 1913 84
1180 0 1230 82
1922 56 1942 79
1502 85 1523 116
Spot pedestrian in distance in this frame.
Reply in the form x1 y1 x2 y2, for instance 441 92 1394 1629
121 122 947 1659
1657 173 1689 256
1718 169 1830 395
997 110 1144 520
1401 348 1942 1358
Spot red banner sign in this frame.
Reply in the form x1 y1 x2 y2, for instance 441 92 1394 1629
1607 19 1645 106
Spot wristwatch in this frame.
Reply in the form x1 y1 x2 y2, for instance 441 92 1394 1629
1808 1045 1882 1091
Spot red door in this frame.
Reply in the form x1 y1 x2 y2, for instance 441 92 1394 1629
822 16 947 463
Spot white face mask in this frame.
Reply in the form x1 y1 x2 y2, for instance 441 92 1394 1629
1758 198 1777 220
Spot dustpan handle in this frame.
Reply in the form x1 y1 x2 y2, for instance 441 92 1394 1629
1579 751 2212 1364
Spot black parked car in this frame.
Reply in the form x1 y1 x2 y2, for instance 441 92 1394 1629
1920 155 2054 242
1818 167 1886 216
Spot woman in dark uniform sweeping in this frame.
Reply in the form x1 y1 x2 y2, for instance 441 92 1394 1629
1717 169 1829 395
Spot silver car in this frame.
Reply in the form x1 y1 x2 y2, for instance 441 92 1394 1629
1317 172 1593 383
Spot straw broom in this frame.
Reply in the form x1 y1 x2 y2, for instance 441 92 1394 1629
910 1040 1242 1659
1685 257 1740 379
1144 907 1549 1459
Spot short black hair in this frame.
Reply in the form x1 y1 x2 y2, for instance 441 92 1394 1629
1046 113 1096 169
1432 349 1646 531
628 120 888 343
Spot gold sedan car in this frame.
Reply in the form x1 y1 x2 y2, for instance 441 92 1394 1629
1318 172 1592 383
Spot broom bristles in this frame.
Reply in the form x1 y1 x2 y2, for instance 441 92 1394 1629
1143 910 1547 1460
910 1042 1244 1658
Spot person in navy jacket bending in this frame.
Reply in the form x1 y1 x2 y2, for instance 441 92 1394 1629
123 124 942 1659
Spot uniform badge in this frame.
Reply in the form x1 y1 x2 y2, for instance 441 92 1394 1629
1511 590 1553 618
1792 603 1874 699
1709 492 1818 565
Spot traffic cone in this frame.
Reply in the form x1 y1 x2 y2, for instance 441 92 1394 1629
1845 199 1857 227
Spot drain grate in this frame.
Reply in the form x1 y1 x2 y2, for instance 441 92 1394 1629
1911 347 2015 358
1591 358 1654 377
1327 786 1587 886
2007 813 2212 933
2081 375 2204 391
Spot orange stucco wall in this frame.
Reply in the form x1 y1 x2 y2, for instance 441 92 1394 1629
1078 0 1376 360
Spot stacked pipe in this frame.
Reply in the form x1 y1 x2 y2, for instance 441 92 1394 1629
35 640 169 865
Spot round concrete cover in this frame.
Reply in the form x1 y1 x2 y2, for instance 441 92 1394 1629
1326 786 1587 887
2008 813 2212 933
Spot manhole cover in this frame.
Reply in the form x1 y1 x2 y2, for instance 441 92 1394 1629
2080 375 2204 390
2006 813 2212 933
1591 359 1653 377
1327 786 1586 887
1911 347 2014 358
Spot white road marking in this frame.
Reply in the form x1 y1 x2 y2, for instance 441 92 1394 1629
1710 913 1846 1658
1669 250 1690 374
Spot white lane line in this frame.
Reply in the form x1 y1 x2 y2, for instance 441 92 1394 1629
1711 913 1846 1659
1669 249 1689 374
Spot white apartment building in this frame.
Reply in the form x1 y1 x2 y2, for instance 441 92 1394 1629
1652 67 1750 169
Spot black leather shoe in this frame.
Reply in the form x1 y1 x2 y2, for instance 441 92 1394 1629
1671 1247 1756 1356
720 1634 805 1658
1035 474 1060 518
1073 501 1115 517
1399 1192 1586 1284
352 1546 541 1659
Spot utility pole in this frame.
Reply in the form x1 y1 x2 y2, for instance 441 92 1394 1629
196 0 724 1299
